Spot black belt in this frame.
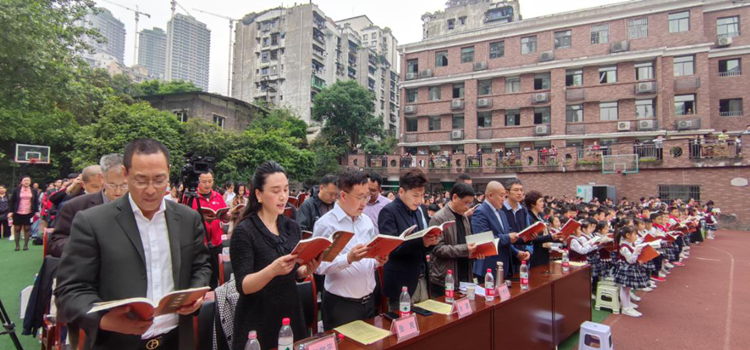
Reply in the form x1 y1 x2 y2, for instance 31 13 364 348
328 291 373 305
139 328 178 350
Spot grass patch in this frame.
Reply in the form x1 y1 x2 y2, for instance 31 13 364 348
558 307 612 350
0 238 44 350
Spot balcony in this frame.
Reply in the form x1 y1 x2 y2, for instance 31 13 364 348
718 70 741 77
477 128 493 139
674 77 701 93
566 124 585 135
566 88 585 102
719 111 743 117
689 139 743 159
403 133 417 142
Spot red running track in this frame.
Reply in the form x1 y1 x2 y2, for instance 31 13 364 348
603 230 750 350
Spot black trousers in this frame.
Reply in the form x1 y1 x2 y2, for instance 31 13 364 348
208 245 222 289
138 328 179 350
0 218 9 238
322 291 376 331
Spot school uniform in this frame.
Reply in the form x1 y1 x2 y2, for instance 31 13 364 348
580 233 608 279
613 242 650 289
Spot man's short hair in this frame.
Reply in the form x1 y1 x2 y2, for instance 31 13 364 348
99 154 124 174
337 170 368 193
457 173 472 183
81 165 102 183
320 174 338 187
505 178 524 191
399 168 427 192
367 172 383 188
450 183 476 199
123 139 170 171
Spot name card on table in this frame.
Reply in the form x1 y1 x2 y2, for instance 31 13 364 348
498 284 511 302
451 297 473 318
304 334 338 350
390 313 420 341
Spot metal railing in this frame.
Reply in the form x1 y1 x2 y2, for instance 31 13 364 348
688 140 742 159
577 147 611 160
536 149 559 165
719 111 743 117
718 71 742 77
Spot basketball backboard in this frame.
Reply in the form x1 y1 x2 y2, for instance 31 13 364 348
602 154 638 174
15 144 51 164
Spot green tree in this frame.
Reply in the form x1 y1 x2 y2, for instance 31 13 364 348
249 107 308 142
137 79 203 96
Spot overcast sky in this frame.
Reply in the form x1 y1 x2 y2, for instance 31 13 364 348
96 0 625 95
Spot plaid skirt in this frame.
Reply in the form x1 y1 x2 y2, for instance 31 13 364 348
586 252 607 279
642 259 657 273
614 260 650 289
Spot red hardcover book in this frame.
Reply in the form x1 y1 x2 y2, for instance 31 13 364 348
517 221 547 242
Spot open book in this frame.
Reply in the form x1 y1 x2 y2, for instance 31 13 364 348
88 286 210 320
636 244 660 263
465 231 500 259
517 221 546 242
200 207 230 218
364 225 417 259
557 220 581 239
409 221 455 240
292 231 354 265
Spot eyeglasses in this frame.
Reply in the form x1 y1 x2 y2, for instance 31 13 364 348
132 179 169 190
344 191 370 203
104 183 129 191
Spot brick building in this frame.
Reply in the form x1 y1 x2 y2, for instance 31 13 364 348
347 0 750 225
139 91 265 132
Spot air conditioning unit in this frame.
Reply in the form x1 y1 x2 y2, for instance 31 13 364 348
638 119 655 131
420 69 433 78
476 98 493 108
534 125 550 135
617 121 631 131
405 72 417 81
451 99 464 110
539 51 554 62
404 105 417 114
677 119 700 130
451 129 465 140
532 92 549 104
717 36 733 47
635 81 657 94
473 61 488 71
610 40 630 53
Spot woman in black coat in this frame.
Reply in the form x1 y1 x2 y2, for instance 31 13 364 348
10 176 39 251
525 191 562 268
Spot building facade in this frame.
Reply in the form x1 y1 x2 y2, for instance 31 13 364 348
231 4 400 133
349 0 750 226
166 14 211 91
139 91 265 132
138 27 167 79
421 0 522 40
81 8 126 69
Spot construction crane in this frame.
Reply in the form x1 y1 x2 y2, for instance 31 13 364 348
193 8 240 96
170 0 192 19
101 0 151 65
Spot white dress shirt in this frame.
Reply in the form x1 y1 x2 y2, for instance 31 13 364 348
313 203 378 299
128 194 178 339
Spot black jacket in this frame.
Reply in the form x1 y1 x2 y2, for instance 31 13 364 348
528 211 555 268
378 197 430 300
0 194 9 220
49 192 105 258
296 189 332 232
10 186 39 215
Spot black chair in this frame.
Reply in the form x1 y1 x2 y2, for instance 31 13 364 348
375 267 386 314
296 276 317 335
218 254 233 286
194 299 216 350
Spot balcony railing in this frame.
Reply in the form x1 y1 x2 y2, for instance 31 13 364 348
536 149 560 166
689 140 742 159
719 111 743 117
718 70 742 77
633 144 662 161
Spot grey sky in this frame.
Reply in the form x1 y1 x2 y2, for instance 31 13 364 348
96 0 625 95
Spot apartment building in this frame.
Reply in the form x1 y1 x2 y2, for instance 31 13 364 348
166 14 211 91
138 27 167 79
81 8 126 69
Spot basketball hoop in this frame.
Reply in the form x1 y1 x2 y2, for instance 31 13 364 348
28 158 38 164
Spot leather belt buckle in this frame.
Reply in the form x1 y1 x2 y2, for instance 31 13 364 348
360 294 371 305
146 337 162 349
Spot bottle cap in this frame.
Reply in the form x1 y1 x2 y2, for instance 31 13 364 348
248 330 257 339
338 334 345 341
282 317 290 325
447 269 452 275
522 261 527 265
402 286 408 292
487 268 492 273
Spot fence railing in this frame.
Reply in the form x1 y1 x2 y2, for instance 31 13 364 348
688 140 742 159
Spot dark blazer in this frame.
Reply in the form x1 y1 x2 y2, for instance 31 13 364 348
10 186 40 215
499 202 534 274
378 197 430 300
49 192 105 258
55 195 212 350
528 212 555 268
471 201 518 279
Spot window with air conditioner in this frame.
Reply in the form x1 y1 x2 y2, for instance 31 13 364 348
669 11 690 33
428 86 441 101
628 18 648 39
506 76 521 93
429 116 441 131
406 117 418 132
635 61 654 80
461 46 474 63
636 99 655 118
554 30 572 49
566 69 583 87
600 102 618 121
213 115 225 129
719 98 743 116
534 73 550 90
674 55 694 76
452 115 464 130
534 107 551 125
599 66 617 84
478 111 492 128
717 16 740 39
719 58 741 76
478 80 492 95
521 36 537 55
453 83 465 98
591 24 609 44
566 105 583 123
674 94 696 115
406 88 417 103
407 59 419 74
435 51 449 67
505 109 520 126
489 41 504 59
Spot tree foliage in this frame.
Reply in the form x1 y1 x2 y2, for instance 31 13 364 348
137 79 203 96
249 107 308 142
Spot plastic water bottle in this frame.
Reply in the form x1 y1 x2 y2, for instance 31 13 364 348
278 318 293 350
244 331 261 350
485 268 495 301
399 286 411 318
445 269 455 303
562 249 570 273
520 261 530 290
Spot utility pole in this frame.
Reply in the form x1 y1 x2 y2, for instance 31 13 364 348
102 0 150 65
193 8 239 96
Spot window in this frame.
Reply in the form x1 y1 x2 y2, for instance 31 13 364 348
636 99 655 118
534 73 550 90
534 107 551 124
590 24 609 44
478 80 492 95
452 83 465 98
521 36 537 54
174 110 188 122
363 34 368 40
261 51 270 63
458 16 466 25
669 11 690 33
628 18 648 39
261 67 269 76
407 59 418 74
674 94 696 115
719 58 741 76
489 41 504 59
719 99 743 116
674 55 694 76
599 66 617 83
428 86 441 101
505 76 521 93
406 88 417 103
658 185 701 202
478 111 492 127
406 117 418 132
600 102 618 120
452 144 464 154
213 115 225 129
635 61 654 80
447 19 455 30
461 46 474 63
429 116 441 131
479 143 493 154
554 30 572 49
452 114 464 129
717 16 740 38
435 51 449 67
566 69 583 87
505 109 520 126
566 105 583 123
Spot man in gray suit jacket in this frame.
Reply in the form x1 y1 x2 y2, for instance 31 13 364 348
55 139 212 350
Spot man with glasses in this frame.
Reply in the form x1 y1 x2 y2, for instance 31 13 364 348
189 170 230 289
50 154 127 258
500 178 536 274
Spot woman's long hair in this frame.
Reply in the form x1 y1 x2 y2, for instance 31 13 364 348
240 161 287 222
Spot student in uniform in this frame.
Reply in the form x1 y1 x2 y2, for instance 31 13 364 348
613 226 651 318
580 218 608 292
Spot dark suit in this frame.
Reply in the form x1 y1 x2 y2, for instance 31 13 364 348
500 202 534 274
471 201 519 280
378 197 429 300
49 192 105 258
55 195 212 350
528 212 555 268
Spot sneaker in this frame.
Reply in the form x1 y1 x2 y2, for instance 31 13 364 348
684 246 691 251
665 262 675 269
649 282 657 288
673 262 685 267
641 287 653 292
622 307 642 317
630 293 641 302
631 303 639 309
651 276 666 282
659 272 667 278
